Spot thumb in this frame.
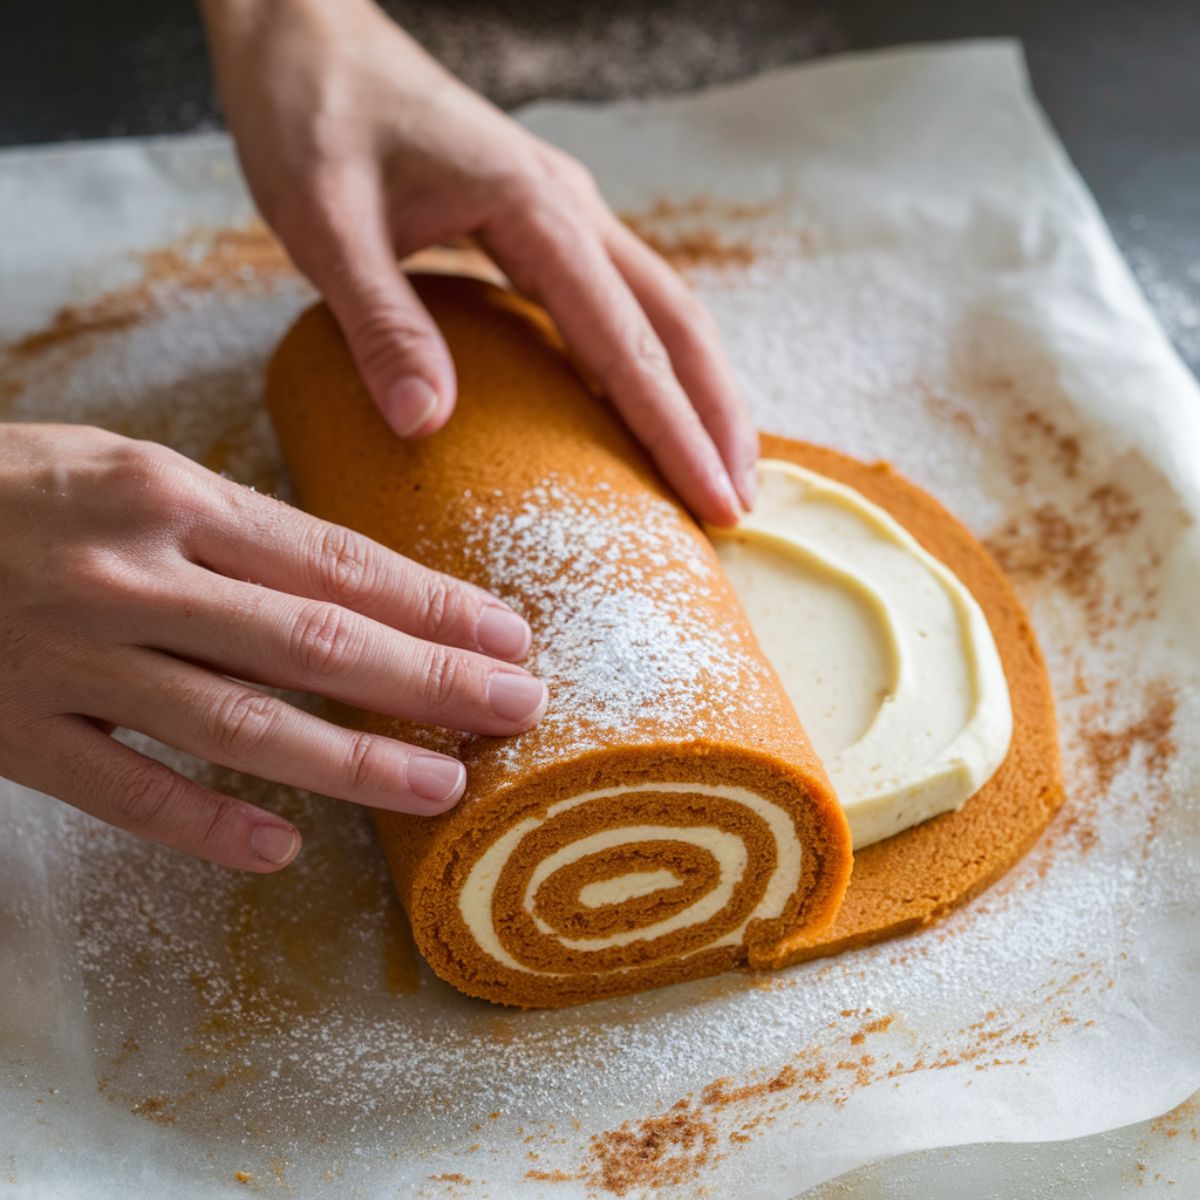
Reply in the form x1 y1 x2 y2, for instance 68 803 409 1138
308 214 457 439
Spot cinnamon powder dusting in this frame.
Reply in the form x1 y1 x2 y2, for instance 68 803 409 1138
1130 1097 1200 1187
984 484 1148 637
922 371 1180 644
1147 1097 1200 1143
620 194 774 273
0 220 307 490
926 370 1187 869
1072 681 1179 860
621 219 757 272
4 221 294 364
587 1100 720 1195
1012 671 1178 875
545 997 1086 1192
1078 687 1177 795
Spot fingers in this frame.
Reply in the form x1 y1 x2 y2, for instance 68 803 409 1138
21 714 302 872
96 649 467 815
481 209 744 527
297 175 457 439
605 220 760 509
190 487 531 662
141 571 548 736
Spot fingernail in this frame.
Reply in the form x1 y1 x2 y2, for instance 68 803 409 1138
382 377 438 437
477 606 532 660
486 672 548 723
250 824 300 865
407 753 467 805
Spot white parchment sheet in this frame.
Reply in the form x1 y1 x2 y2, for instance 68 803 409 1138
2 41 1198 1199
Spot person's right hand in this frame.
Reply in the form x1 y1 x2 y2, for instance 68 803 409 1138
0 424 547 872
200 0 757 527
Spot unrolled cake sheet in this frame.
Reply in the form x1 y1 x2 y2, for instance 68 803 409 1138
1 40 1198 1199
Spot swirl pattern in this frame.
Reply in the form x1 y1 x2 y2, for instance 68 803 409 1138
457 783 802 984
268 276 852 1006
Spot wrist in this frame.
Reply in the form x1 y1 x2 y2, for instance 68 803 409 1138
199 0 350 62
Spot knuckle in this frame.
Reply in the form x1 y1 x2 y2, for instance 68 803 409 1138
46 542 174 617
347 731 386 793
492 175 573 241
106 439 210 531
111 761 179 831
422 577 468 644
501 218 590 300
675 290 719 340
424 645 466 710
554 155 599 203
197 793 242 851
491 165 545 215
270 164 354 245
346 300 438 380
514 144 597 207
210 689 281 758
289 602 360 678
314 524 376 608
107 438 172 494
600 322 673 395
51 543 126 596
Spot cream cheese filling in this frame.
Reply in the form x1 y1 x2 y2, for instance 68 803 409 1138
711 459 1013 850
578 870 682 908
458 782 802 975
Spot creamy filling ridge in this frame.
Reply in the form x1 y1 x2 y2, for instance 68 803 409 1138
458 782 803 975
456 460 1011 971
711 459 1014 849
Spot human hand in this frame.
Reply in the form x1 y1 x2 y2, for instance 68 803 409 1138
200 0 756 525
0 425 546 871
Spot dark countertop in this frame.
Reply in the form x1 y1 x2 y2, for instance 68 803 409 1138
2 0 1197 374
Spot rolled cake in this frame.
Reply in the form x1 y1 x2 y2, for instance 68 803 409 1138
266 275 853 1008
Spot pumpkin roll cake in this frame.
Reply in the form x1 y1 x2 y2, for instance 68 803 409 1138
267 275 853 1008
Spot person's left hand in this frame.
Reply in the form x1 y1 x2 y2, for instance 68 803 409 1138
200 0 756 526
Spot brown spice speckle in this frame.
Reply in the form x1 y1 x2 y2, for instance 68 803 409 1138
850 1014 894 1045
619 193 772 273
526 1168 582 1183
3 222 293 363
1078 686 1177 795
984 483 1146 637
588 1101 720 1195
622 217 757 272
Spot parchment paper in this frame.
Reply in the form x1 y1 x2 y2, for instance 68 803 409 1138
2 41 1198 1199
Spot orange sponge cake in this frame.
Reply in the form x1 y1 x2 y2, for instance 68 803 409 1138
749 440 1064 968
266 276 853 1008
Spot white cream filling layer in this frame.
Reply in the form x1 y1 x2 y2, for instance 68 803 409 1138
578 870 681 908
711 460 1013 850
458 782 802 975
526 827 746 950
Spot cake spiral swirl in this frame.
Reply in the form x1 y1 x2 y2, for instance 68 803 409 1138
267 275 852 1006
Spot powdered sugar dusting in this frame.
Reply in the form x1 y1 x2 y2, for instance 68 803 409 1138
428 477 773 772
